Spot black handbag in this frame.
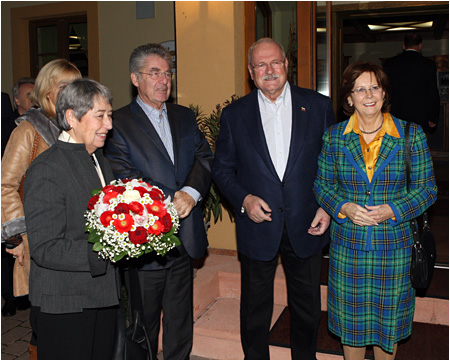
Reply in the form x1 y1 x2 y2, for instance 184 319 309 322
405 122 436 289
113 267 153 360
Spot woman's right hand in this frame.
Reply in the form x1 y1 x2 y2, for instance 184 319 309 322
5 243 25 266
340 202 378 226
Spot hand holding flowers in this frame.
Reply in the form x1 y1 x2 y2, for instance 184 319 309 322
85 179 180 262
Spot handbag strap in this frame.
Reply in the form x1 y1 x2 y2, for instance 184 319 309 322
127 267 145 316
405 122 427 241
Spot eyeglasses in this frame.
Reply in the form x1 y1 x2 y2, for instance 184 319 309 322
351 85 382 96
139 71 173 80
251 59 285 72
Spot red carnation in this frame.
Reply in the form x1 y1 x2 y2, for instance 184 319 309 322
121 179 132 184
148 220 163 236
113 214 134 233
149 188 164 202
134 186 150 198
103 190 119 204
87 194 99 210
114 203 130 214
160 213 173 232
102 185 116 193
129 227 148 245
100 211 115 227
112 186 126 194
129 201 144 215
145 201 167 218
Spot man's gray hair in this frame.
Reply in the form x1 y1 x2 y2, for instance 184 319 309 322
129 43 173 78
12 77 35 107
56 78 113 131
248 38 286 65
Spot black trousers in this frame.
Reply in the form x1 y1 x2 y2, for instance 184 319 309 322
31 306 117 360
240 227 323 360
138 249 193 360
1 245 15 302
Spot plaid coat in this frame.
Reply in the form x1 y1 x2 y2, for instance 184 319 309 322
313 115 437 251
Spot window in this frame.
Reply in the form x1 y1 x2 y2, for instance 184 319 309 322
29 15 88 77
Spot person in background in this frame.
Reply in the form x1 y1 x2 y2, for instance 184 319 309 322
213 37 334 360
12 77 35 119
314 62 437 359
23 78 119 359
104 43 213 359
2 92 15 156
1 59 81 359
2 92 16 318
383 33 441 133
1 78 37 315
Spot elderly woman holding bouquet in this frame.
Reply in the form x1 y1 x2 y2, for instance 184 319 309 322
23 78 119 359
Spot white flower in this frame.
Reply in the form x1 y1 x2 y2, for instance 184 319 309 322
121 190 140 203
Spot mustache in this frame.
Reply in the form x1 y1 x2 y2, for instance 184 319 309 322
262 74 280 81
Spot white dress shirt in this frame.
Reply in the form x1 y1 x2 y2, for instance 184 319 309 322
258 82 292 180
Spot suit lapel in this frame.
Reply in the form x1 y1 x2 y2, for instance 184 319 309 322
343 131 370 184
130 100 173 164
166 104 180 171
283 88 308 180
243 91 279 178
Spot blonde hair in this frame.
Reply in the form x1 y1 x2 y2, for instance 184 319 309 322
31 59 81 118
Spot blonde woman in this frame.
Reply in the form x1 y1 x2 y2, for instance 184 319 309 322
1 58 81 358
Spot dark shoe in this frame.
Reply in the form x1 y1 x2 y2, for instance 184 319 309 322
16 296 31 310
2 299 17 317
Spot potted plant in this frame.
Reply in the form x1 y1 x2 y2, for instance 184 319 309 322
190 95 239 226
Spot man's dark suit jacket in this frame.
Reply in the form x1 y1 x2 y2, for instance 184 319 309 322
213 84 335 261
383 50 440 131
104 99 213 270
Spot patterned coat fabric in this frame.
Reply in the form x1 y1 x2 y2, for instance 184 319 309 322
314 116 437 252
313 115 437 352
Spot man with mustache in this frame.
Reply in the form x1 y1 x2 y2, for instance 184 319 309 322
105 43 213 359
213 38 335 359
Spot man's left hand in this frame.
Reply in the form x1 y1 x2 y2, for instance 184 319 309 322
173 191 195 219
308 207 331 236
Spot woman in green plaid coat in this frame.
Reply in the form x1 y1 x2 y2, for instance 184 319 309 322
313 62 437 359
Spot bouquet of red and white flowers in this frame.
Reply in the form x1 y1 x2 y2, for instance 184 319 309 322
85 179 180 262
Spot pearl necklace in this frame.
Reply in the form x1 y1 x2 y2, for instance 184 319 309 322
360 118 384 135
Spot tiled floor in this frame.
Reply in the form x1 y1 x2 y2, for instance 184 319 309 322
1 305 32 360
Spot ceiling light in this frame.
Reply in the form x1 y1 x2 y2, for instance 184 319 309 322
386 27 417 31
368 25 390 31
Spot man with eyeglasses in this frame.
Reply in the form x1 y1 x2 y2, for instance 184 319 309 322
213 37 335 359
104 43 213 359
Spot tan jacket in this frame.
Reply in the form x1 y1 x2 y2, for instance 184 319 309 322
1 110 58 296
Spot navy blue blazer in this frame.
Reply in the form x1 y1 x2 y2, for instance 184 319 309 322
104 99 213 269
213 85 335 261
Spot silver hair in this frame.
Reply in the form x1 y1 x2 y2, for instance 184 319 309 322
56 78 113 131
129 43 173 80
248 38 286 65
12 77 35 108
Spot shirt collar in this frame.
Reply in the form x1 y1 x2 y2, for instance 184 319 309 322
257 82 291 110
136 95 167 117
343 112 400 138
58 130 77 143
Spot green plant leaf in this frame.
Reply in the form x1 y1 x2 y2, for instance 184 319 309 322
92 241 104 252
87 231 102 244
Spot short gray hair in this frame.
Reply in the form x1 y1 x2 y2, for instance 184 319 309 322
56 78 113 131
12 77 35 107
248 38 285 65
129 43 173 79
